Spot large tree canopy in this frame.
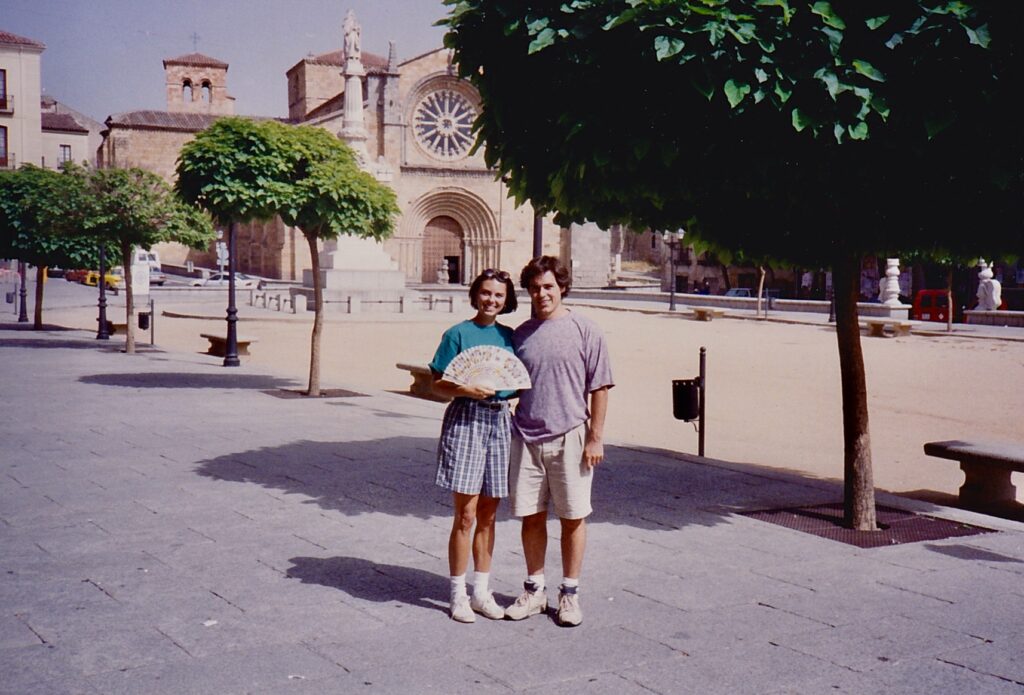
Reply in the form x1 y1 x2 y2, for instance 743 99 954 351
445 0 1021 264
445 0 1022 530
0 165 111 329
86 166 214 353
176 118 398 394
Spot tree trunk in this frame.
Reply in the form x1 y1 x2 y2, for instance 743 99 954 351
946 267 954 333
122 242 135 354
33 266 46 329
305 233 323 397
832 254 877 531
756 266 766 318
718 262 732 292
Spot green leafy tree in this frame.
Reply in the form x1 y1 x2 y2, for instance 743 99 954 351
0 164 107 329
177 118 297 367
276 125 399 396
86 167 214 353
445 0 1023 529
176 118 398 395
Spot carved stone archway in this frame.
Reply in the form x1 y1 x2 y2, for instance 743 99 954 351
392 187 499 283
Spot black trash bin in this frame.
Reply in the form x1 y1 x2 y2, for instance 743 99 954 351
138 312 150 330
672 379 700 421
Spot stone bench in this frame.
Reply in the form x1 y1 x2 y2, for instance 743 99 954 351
200 333 257 357
861 317 914 337
395 362 451 402
691 307 725 321
924 439 1024 512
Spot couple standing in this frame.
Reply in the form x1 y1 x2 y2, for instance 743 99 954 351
429 256 614 627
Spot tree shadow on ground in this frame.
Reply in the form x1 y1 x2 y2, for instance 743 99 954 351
79 371 300 390
0 323 77 332
194 437 847 532
0 338 113 350
285 556 448 614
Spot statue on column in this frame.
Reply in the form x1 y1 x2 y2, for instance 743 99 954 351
976 259 1002 311
343 9 361 62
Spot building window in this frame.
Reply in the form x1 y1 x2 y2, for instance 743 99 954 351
183 79 193 102
0 126 8 168
59 144 72 165
201 81 211 103
0 69 7 110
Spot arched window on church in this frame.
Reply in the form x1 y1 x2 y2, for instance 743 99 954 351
182 80 193 102
201 81 212 104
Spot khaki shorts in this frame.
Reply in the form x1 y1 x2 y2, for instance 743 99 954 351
509 423 592 520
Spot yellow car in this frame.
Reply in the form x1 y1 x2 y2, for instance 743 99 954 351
83 266 125 290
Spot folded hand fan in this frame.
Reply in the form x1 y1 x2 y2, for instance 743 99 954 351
442 345 532 390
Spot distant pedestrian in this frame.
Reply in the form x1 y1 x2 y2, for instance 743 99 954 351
505 256 613 627
429 269 519 623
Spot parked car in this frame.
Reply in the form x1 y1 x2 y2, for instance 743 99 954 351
84 266 125 290
724 288 752 297
65 269 89 283
190 272 260 289
47 267 66 278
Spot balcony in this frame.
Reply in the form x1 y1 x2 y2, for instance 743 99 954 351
0 94 12 114
0 153 15 169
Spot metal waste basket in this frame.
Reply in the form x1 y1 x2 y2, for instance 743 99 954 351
672 379 700 422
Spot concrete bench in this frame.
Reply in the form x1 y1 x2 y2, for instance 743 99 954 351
861 317 914 337
691 307 725 321
200 333 257 357
924 439 1024 511
395 362 451 402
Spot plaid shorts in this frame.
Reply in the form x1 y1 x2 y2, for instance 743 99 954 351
435 398 511 498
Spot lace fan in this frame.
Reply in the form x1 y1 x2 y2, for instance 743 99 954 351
442 345 532 390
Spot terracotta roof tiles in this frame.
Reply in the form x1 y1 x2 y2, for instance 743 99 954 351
41 112 88 134
0 30 46 50
163 53 229 69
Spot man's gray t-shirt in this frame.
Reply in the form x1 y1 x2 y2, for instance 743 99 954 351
512 311 614 443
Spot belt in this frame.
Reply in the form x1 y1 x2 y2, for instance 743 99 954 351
461 398 507 410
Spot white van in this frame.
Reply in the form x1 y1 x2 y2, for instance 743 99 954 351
133 248 167 285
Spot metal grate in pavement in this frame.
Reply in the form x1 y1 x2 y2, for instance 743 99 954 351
741 502 996 548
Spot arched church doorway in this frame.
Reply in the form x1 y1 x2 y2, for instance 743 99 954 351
422 215 463 283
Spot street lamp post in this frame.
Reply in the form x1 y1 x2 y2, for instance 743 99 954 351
96 245 110 339
223 222 240 367
17 260 28 323
662 229 686 311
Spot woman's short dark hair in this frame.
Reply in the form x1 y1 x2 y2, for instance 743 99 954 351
519 255 571 297
469 269 518 314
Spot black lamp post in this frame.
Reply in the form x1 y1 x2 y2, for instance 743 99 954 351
95 245 110 339
662 229 686 311
17 260 28 323
223 221 240 367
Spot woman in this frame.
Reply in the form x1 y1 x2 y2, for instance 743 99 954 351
429 269 519 623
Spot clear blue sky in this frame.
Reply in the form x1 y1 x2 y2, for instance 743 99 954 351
3 0 450 122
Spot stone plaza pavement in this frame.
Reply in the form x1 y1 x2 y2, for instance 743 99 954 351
2 321 1024 694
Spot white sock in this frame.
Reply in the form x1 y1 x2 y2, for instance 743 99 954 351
528 572 545 592
473 571 490 599
450 574 467 600
562 576 579 590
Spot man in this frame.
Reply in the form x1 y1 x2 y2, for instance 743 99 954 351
505 256 613 627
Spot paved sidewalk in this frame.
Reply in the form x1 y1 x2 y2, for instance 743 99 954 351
2 322 1024 694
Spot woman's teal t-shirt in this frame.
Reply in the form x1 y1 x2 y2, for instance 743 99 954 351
429 320 516 399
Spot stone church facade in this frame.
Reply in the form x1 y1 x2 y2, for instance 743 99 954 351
96 20 593 287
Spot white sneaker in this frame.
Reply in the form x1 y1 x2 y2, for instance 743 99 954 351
450 594 475 623
557 585 582 627
470 592 505 620
504 581 547 620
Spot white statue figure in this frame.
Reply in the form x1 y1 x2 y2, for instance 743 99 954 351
343 9 361 61
976 259 1002 311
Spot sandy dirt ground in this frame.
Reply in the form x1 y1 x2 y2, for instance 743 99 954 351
43 289 1024 507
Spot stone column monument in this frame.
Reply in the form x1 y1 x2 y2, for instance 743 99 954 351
298 9 406 312
879 258 902 306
